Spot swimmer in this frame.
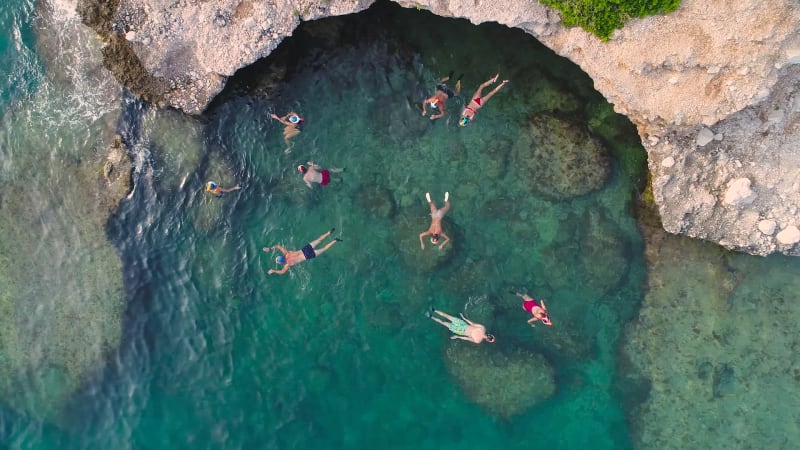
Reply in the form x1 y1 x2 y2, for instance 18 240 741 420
264 228 341 275
510 290 552 326
205 181 241 198
271 111 304 145
459 74 509 127
421 72 462 121
298 161 344 188
419 191 451 250
426 309 495 344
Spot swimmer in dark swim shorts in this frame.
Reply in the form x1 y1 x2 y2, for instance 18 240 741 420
422 72 462 121
264 228 342 275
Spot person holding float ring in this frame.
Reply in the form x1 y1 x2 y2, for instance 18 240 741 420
419 191 451 250
459 74 508 127
271 111 304 145
205 181 241 198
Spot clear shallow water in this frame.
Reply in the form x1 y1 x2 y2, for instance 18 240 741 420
3 1 796 449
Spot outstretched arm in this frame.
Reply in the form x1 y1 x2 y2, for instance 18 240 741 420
271 113 292 126
421 99 428 116
419 231 430 249
438 232 450 250
265 245 289 256
218 185 241 193
430 104 445 120
268 265 289 275
450 335 471 341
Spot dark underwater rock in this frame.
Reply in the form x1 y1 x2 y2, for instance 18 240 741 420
513 114 610 200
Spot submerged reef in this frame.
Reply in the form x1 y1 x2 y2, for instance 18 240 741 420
444 344 555 418
513 114 610 200
621 206 800 448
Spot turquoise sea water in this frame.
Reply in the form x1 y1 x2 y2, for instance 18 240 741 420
2 1 799 450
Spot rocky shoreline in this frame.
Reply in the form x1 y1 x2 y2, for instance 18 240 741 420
76 0 800 255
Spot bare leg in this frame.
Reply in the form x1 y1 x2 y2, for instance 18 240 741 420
309 229 334 248
478 82 507 104
470 76 497 100
434 309 457 321
439 201 451 215
313 239 339 256
429 316 451 329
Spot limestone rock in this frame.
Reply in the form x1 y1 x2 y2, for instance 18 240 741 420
757 219 777 235
77 0 800 255
776 225 800 245
722 178 755 206
696 127 715 147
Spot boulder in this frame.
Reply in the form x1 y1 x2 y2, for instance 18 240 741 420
513 114 610 200
444 344 556 418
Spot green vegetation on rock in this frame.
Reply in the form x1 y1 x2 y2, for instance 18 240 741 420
541 0 681 40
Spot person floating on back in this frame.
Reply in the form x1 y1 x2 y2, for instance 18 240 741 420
271 111 304 145
426 308 495 344
264 228 341 275
510 290 552 326
459 73 508 127
298 161 343 188
205 181 241 198
419 191 451 250
421 72 462 121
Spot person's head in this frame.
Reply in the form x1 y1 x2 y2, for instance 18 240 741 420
541 315 553 326
486 334 496 343
297 165 308 174
206 181 217 192
275 255 286 265
459 109 475 127
431 234 440 244
288 114 304 124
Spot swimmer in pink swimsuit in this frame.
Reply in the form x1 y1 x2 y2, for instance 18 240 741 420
510 290 552 326
459 73 509 127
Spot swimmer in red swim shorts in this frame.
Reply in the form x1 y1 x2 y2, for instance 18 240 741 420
510 290 552 326
298 161 343 189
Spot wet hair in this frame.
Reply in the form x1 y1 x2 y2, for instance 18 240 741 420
297 165 308 174
431 234 440 244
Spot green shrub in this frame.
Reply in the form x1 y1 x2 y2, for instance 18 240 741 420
540 0 681 40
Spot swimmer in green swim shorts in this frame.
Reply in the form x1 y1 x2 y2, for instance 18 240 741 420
427 309 495 344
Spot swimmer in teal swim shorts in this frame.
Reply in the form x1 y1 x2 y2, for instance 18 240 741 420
427 309 495 344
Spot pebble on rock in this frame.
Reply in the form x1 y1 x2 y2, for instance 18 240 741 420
722 177 755 206
776 225 800 245
757 219 776 235
661 156 675 168
696 127 715 146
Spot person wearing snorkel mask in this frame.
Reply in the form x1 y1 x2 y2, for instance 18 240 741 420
205 181 241 198
510 290 553 327
459 74 509 127
270 111 304 145
419 191 451 250
263 228 342 275
421 72 462 121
